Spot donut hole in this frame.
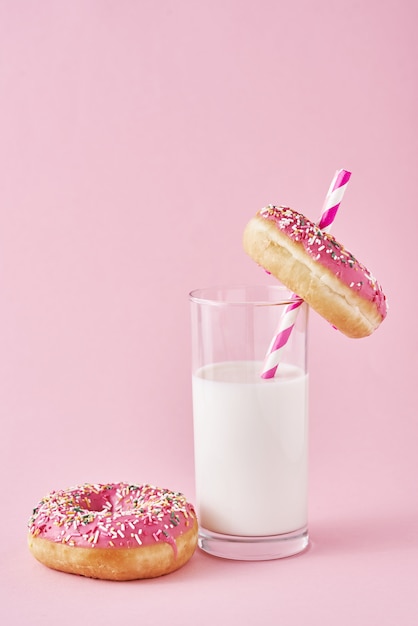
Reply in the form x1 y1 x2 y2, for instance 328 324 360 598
74 492 111 513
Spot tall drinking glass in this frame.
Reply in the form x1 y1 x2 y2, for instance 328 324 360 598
190 285 309 560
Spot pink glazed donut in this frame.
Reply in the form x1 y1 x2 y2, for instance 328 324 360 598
28 482 198 580
243 205 387 338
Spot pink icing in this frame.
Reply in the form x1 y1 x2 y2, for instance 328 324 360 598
28 483 196 553
259 206 388 318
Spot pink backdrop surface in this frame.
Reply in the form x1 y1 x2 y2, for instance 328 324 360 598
0 1 417 624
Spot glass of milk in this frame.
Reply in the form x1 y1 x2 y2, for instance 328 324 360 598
190 285 309 560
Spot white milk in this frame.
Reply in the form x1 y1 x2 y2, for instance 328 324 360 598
192 361 308 537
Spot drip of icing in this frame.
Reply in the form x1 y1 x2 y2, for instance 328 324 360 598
28 483 196 553
259 206 387 318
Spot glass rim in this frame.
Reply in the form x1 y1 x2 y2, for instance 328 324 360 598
189 284 303 307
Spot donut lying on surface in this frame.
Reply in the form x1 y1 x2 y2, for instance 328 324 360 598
243 205 387 338
28 482 198 580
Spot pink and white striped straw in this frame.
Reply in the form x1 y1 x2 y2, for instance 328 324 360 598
260 169 352 379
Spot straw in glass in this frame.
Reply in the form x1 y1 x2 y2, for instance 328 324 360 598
261 169 352 379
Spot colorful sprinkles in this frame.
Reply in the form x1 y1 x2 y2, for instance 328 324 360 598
28 483 196 553
259 205 387 316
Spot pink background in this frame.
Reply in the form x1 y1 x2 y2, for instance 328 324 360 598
1 1 417 623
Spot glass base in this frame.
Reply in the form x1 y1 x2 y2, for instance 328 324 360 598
198 526 309 561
